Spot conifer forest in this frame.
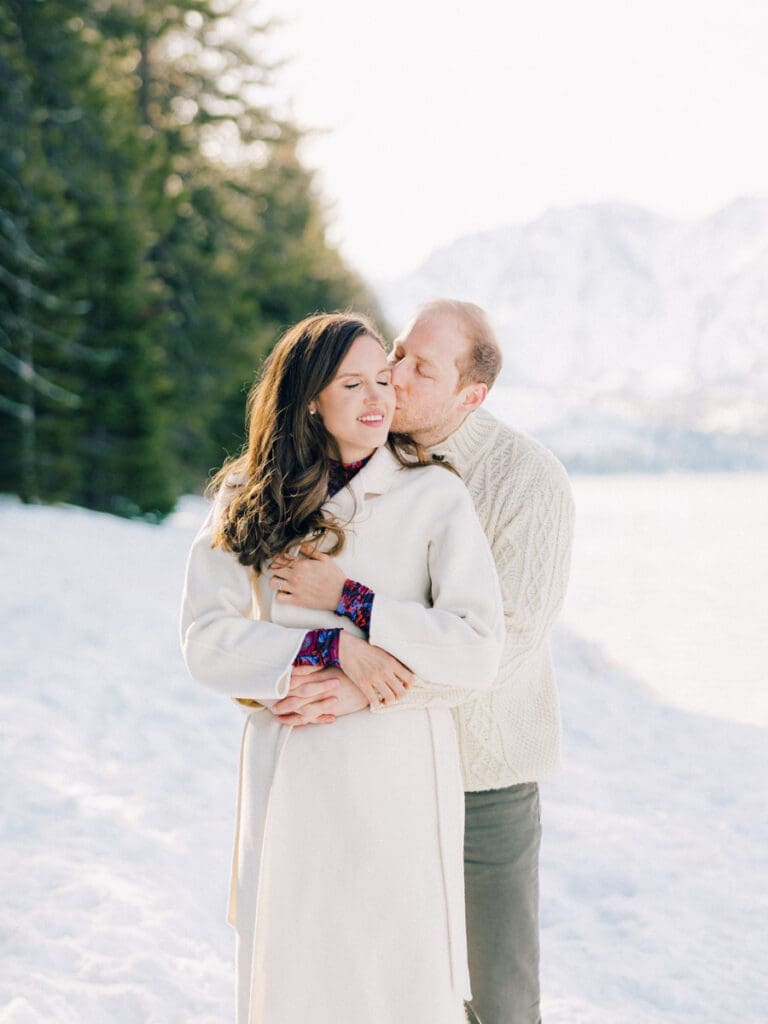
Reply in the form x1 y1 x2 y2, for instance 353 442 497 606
0 0 379 516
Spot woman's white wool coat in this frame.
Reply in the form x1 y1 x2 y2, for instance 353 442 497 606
180 446 504 1024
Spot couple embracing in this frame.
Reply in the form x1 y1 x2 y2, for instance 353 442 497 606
181 299 574 1024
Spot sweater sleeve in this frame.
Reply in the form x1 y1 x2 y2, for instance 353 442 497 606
366 477 504 692
373 449 574 712
180 494 308 701
490 451 574 676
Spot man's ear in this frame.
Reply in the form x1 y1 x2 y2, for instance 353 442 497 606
460 382 488 412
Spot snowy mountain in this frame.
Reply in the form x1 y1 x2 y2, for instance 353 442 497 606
376 199 768 470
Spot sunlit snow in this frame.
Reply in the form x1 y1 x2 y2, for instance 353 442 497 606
0 495 765 1022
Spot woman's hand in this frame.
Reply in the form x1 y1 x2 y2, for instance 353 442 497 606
269 543 346 611
338 632 414 707
270 664 368 726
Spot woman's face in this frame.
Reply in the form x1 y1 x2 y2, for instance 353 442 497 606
313 333 395 463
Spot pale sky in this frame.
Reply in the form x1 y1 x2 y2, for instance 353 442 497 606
255 0 768 281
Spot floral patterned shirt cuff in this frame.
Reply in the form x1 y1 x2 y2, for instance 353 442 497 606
336 579 375 636
293 628 341 667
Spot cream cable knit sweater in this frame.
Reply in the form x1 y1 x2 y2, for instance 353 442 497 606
373 407 575 791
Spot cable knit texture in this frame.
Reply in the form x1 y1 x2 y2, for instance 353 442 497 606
372 407 574 791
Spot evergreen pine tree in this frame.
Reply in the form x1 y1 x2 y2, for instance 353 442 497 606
0 0 383 515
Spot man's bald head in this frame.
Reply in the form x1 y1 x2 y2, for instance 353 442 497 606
410 298 503 391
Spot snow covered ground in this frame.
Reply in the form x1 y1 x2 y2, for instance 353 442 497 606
1 496 766 1023
562 473 768 728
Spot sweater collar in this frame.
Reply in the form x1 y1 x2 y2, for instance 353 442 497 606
425 407 497 463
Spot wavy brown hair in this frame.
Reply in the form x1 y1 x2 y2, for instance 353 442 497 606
209 312 436 571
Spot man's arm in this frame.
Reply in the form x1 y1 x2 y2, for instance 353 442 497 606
279 478 505 692
371 448 574 713
277 475 508 724
268 545 413 706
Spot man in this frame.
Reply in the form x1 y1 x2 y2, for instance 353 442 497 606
271 298 574 1024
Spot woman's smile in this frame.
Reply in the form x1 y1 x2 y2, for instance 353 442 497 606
314 333 395 461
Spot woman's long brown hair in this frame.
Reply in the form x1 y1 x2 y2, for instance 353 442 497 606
209 312 438 572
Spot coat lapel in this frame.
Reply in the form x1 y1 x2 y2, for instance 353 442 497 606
322 445 401 524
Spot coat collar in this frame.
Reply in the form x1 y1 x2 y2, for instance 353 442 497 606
323 444 401 520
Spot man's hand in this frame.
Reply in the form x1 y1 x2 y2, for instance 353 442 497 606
271 665 368 726
269 543 347 611
338 632 414 707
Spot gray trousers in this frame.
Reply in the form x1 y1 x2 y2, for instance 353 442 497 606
464 783 542 1024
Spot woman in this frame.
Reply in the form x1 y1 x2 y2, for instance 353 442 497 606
180 313 503 1023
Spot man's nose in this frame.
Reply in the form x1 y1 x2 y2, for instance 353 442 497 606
389 361 403 388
